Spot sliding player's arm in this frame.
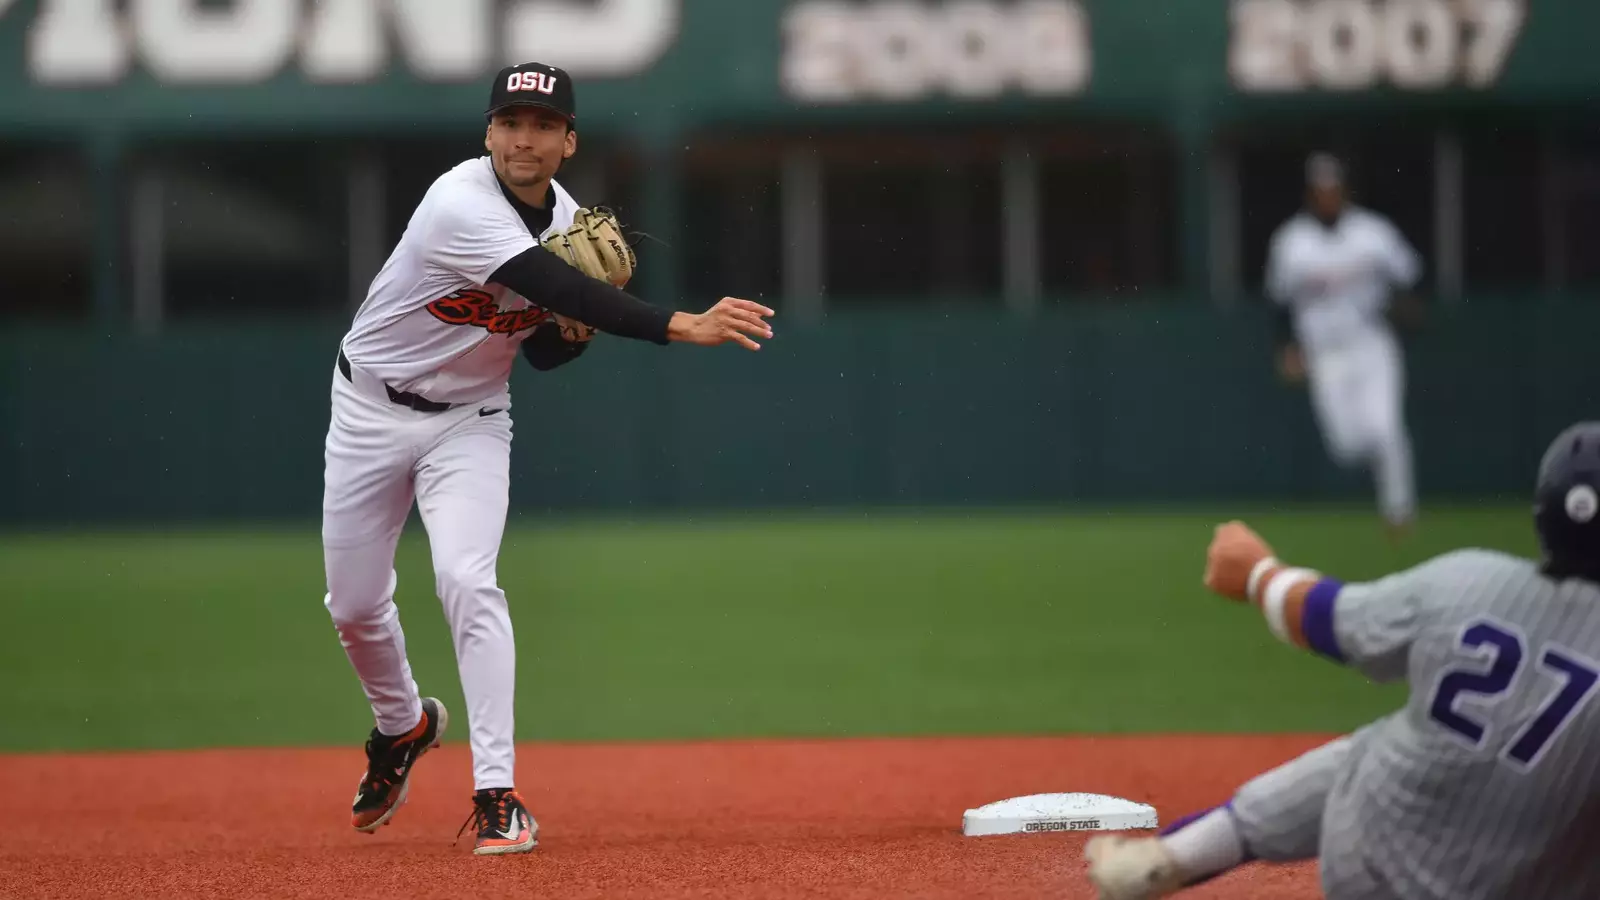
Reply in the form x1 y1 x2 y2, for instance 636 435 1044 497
1202 521 1458 682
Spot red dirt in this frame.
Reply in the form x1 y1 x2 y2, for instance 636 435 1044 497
1 733 1336 899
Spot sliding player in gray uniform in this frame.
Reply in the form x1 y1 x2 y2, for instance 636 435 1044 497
1086 420 1600 899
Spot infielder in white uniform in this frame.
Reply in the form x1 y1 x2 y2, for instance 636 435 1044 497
321 61 774 855
1265 153 1425 539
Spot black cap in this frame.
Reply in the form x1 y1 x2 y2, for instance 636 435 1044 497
1534 422 1600 580
486 62 576 123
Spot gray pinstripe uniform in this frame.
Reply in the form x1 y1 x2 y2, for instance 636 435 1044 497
1229 548 1600 899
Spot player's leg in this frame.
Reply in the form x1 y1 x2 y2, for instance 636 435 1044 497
1227 733 1350 860
413 404 537 855
323 368 448 831
1085 735 1351 899
324 370 424 732
1305 351 1366 468
1358 333 1416 531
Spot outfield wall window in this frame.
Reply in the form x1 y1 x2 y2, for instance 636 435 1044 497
0 144 93 323
1036 132 1178 298
1460 122 1542 293
126 140 346 324
681 138 783 308
1556 124 1600 291
815 132 1003 304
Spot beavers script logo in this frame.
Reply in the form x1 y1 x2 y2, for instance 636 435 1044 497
426 289 550 335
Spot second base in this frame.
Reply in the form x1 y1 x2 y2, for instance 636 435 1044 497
962 792 1159 837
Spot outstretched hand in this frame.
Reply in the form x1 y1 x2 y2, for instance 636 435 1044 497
668 297 775 351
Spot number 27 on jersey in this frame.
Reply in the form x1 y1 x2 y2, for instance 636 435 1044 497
1427 617 1600 770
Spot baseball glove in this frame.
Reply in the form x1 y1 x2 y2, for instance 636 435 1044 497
540 207 637 289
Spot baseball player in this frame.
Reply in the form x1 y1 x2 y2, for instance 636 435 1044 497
1265 153 1425 540
1084 421 1600 899
320 61 774 856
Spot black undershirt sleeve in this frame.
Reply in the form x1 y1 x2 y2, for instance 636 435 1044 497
488 247 674 345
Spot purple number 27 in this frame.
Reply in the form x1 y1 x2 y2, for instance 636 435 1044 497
1427 619 1600 769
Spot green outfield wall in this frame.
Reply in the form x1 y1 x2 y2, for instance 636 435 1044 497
3 296 1593 526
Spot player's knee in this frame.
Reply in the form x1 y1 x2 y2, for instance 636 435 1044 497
434 561 497 601
1229 790 1321 861
1325 433 1365 467
323 569 399 627
323 590 399 630
434 563 510 640
1373 423 1410 456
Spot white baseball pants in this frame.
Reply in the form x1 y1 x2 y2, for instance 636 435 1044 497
1305 329 1416 525
321 356 519 791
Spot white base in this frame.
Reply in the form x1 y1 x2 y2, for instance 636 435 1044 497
962 792 1159 837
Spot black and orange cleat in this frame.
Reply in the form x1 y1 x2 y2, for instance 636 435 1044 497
351 697 448 833
456 788 539 856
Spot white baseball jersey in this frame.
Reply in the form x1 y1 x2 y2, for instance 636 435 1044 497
1265 206 1421 357
340 156 580 406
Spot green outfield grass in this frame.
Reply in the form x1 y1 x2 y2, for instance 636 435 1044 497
0 506 1539 753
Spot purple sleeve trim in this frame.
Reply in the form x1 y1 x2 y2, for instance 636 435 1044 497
1302 578 1346 663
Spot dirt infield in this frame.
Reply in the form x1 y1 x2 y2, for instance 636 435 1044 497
1 733 1335 899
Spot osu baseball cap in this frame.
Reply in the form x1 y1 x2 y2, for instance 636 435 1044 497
485 62 576 124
